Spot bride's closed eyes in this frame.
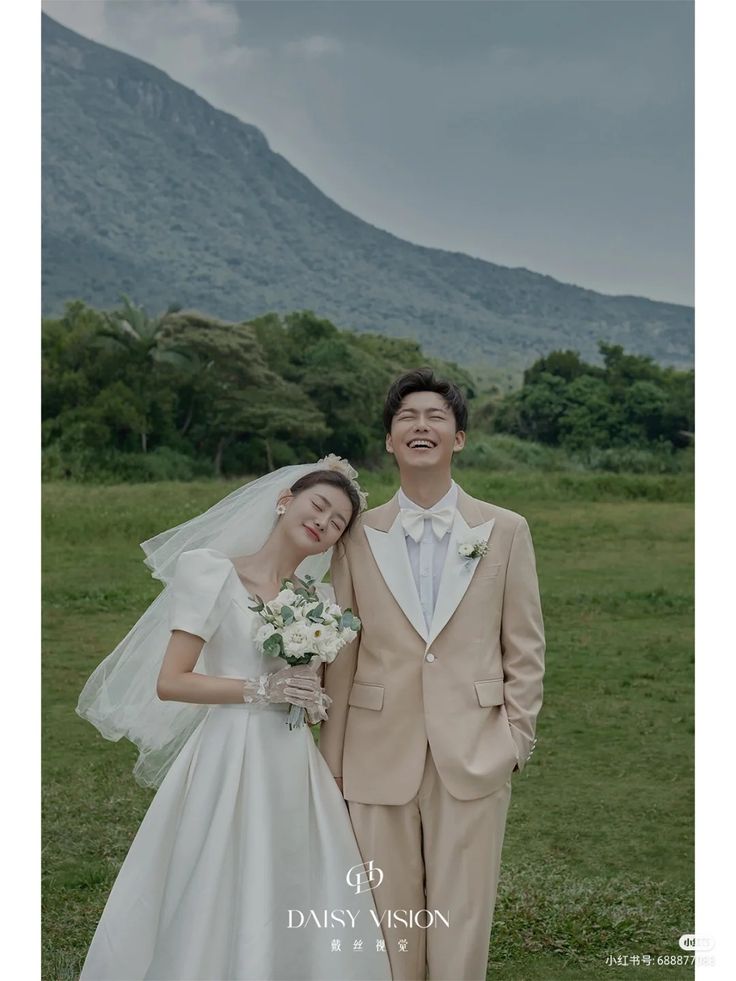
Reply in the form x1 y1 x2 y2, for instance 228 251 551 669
311 499 344 531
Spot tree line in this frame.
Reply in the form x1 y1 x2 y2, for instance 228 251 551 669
42 297 474 480
489 345 694 452
42 297 693 481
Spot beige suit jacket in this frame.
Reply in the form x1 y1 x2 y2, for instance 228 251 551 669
319 484 546 805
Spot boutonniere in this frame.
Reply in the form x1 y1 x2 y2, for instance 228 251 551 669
458 539 489 562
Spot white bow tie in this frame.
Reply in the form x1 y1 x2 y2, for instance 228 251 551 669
399 505 455 543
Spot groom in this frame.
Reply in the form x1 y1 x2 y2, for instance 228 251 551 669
319 368 545 981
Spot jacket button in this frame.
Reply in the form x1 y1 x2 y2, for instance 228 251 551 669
425 652 435 662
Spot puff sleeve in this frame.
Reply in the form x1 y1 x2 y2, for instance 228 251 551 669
168 548 234 642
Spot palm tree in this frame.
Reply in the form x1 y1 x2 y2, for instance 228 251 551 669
94 295 195 451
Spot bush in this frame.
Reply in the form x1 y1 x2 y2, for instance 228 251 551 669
452 434 693 476
42 446 211 483
221 437 300 475
492 342 694 456
571 444 694 475
457 434 579 472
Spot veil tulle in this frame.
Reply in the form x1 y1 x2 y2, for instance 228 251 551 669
75 460 352 789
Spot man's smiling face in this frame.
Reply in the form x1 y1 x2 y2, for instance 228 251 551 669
386 391 465 472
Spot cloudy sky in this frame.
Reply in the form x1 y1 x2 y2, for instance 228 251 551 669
42 0 694 306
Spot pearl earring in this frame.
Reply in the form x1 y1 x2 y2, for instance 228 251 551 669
276 504 287 516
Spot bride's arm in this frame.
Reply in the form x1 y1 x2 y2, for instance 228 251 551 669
156 629 249 703
156 629 321 707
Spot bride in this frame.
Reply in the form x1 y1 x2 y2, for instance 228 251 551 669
76 457 392 981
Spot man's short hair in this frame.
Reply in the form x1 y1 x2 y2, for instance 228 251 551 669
383 367 469 434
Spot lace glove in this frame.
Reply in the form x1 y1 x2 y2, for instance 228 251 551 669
297 657 332 724
241 664 321 710
305 688 333 725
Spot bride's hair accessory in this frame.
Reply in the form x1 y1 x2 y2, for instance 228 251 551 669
317 453 369 512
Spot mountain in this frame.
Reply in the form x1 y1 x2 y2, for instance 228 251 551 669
42 13 693 378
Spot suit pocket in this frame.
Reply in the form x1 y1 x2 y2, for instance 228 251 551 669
500 702 521 766
474 677 505 707
348 681 385 711
473 562 502 582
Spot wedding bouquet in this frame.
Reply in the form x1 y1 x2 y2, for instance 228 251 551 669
249 575 361 730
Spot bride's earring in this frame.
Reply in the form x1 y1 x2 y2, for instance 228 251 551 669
276 504 287 516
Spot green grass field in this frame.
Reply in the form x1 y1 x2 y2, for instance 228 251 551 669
42 470 694 980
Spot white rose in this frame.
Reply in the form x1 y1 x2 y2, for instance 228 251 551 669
317 634 342 663
268 588 299 614
459 543 474 557
255 623 277 648
303 623 327 657
281 622 312 657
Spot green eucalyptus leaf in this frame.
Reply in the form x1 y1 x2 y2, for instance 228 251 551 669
340 611 361 631
263 633 283 657
308 602 324 621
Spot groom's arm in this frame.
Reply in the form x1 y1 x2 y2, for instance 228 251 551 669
501 515 546 772
319 540 360 784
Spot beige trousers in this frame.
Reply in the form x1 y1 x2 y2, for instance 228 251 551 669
347 746 512 981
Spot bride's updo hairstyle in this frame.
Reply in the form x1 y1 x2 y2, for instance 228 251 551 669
289 469 362 536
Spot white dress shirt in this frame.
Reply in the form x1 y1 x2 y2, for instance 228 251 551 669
398 480 458 629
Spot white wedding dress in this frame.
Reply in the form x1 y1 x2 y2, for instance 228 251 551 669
79 548 392 981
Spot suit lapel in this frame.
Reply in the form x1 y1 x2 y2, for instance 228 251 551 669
426 489 496 647
363 495 428 642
